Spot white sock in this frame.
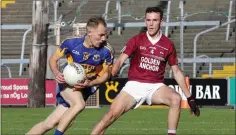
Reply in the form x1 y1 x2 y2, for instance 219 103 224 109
168 129 176 134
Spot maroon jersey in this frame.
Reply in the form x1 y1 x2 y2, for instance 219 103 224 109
123 32 178 83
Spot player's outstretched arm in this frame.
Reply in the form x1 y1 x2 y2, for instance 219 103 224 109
171 65 191 97
111 53 129 76
171 65 200 117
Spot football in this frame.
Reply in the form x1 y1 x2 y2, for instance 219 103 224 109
63 62 86 86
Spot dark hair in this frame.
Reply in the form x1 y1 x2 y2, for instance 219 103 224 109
145 7 163 20
86 16 106 28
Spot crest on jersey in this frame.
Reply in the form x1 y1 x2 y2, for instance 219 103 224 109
93 54 101 61
83 52 90 60
160 50 164 57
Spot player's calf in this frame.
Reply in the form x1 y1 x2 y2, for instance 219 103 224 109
42 120 59 131
167 93 181 135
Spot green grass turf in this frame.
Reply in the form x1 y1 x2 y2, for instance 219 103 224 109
1 107 235 135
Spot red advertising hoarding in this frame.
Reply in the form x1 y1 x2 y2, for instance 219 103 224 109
1 78 56 105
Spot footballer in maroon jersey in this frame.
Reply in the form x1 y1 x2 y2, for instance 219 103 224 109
124 31 178 83
92 7 200 135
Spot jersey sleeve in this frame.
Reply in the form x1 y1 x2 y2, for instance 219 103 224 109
96 46 114 77
56 39 70 57
103 46 114 66
168 43 178 66
123 36 137 56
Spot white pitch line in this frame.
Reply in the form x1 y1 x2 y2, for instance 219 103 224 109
2 120 235 124
68 127 235 131
3 127 234 131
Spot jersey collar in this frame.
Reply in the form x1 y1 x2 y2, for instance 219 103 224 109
146 30 162 45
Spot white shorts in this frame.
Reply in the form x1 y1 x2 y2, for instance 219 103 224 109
121 81 165 109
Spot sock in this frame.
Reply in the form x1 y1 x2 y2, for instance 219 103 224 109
168 129 176 135
54 129 64 135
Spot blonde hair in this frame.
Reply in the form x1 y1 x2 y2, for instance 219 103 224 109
86 16 106 29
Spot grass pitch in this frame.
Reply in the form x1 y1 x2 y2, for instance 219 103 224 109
1 107 235 135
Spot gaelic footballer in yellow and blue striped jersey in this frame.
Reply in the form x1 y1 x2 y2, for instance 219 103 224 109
57 35 114 79
56 35 114 107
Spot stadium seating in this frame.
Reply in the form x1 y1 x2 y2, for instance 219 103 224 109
1 0 235 78
106 0 236 77
202 63 236 78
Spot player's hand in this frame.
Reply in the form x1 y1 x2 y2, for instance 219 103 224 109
187 95 200 117
111 66 119 77
73 79 91 89
54 72 65 84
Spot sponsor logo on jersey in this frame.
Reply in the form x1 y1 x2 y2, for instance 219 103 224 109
140 46 146 50
142 54 165 61
81 64 96 78
139 56 160 72
72 50 80 55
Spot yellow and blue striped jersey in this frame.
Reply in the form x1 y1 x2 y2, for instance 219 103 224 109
57 36 114 79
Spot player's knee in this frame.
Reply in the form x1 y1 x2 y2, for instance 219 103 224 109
44 124 55 130
170 93 181 107
107 107 123 120
71 103 85 113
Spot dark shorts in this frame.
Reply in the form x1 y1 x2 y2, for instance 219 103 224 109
56 84 98 107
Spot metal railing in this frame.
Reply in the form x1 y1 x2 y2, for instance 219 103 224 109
19 27 32 76
1 0 235 78
193 19 236 78
0 20 223 78
178 0 235 71
1 64 12 78
226 0 235 41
